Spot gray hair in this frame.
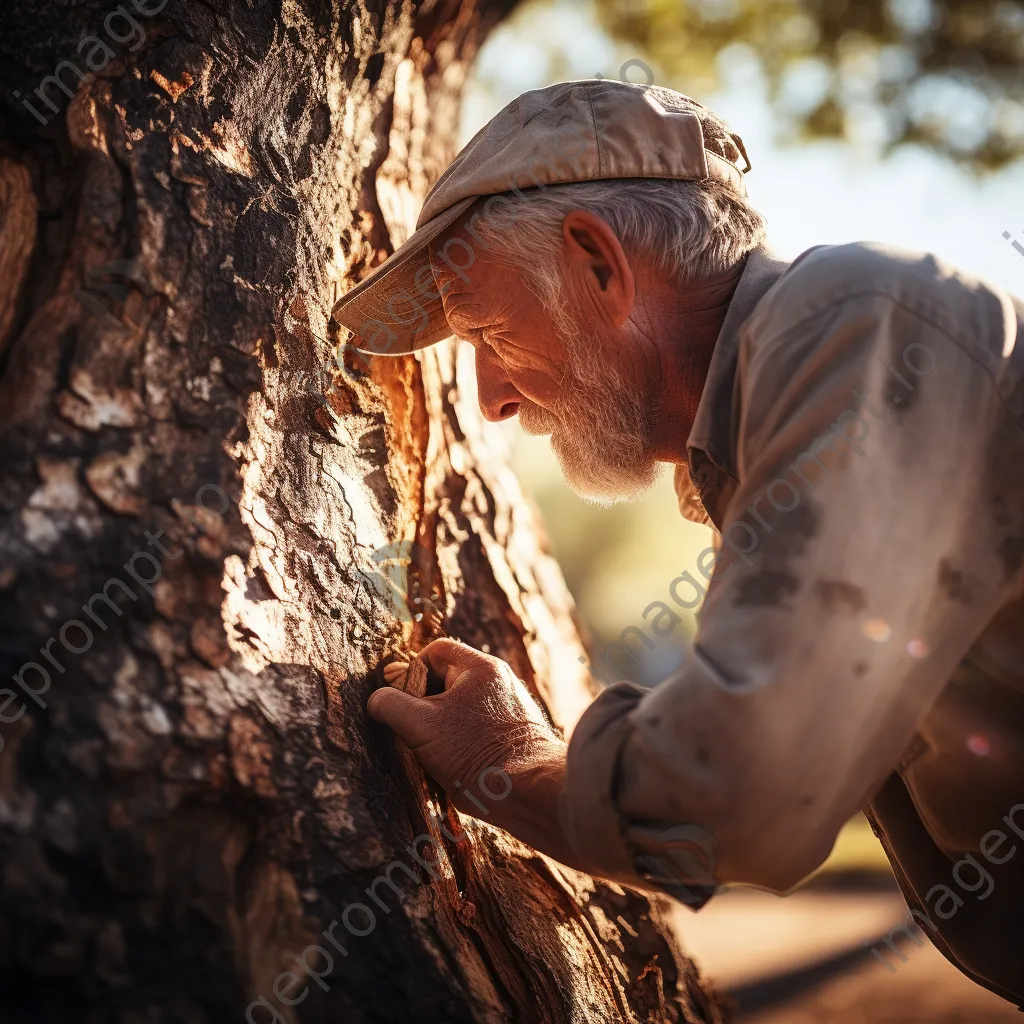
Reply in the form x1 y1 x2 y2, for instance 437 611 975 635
464 90 767 328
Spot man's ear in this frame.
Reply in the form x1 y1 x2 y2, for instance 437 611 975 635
561 210 635 327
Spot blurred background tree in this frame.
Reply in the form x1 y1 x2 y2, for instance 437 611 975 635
594 0 1024 169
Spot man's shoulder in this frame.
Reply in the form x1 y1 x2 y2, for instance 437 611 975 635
749 241 1010 340
784 240 935 287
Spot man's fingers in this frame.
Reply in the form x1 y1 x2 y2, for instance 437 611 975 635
366 686 434 745
417 637 493 691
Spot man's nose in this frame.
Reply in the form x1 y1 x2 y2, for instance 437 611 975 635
475 344 521 422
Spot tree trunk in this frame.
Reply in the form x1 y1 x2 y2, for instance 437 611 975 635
0 2 725 1021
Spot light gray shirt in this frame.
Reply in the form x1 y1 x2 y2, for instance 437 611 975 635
559 241 1024 901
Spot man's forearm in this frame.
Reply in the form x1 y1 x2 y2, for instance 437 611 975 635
482 741 587 871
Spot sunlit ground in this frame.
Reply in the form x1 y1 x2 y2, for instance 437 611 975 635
459 2 1024 1015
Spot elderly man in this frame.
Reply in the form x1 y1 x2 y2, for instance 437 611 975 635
333 80 1024 1004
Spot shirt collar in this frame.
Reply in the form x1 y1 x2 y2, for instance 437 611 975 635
674 243 791 528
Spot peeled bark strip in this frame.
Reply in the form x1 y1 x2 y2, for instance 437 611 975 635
0 2 725 1021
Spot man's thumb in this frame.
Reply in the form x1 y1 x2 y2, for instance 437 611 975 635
366 686 430 742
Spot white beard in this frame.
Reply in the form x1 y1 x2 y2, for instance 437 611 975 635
519 326 661 506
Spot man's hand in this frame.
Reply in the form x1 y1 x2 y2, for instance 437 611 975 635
367 638 583 867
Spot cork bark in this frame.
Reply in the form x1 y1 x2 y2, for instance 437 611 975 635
0 2 725 1020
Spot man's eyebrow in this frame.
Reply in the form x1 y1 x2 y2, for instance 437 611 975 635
427 250 461 290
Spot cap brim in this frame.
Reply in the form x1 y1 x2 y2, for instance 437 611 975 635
331 196 477 356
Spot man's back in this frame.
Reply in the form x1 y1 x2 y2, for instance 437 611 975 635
685 240 1024 1000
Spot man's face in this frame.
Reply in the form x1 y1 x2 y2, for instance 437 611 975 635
431 247 660 505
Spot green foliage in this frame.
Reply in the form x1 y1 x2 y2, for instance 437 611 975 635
595 0 1024 169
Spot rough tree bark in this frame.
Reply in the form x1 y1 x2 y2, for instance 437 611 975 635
0 2 725 1021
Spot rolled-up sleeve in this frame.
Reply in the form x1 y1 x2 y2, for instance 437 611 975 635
561 679 722 907
559 682 645 880
560 246 1024 897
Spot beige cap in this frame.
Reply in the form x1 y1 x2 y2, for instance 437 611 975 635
332 79 751 356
